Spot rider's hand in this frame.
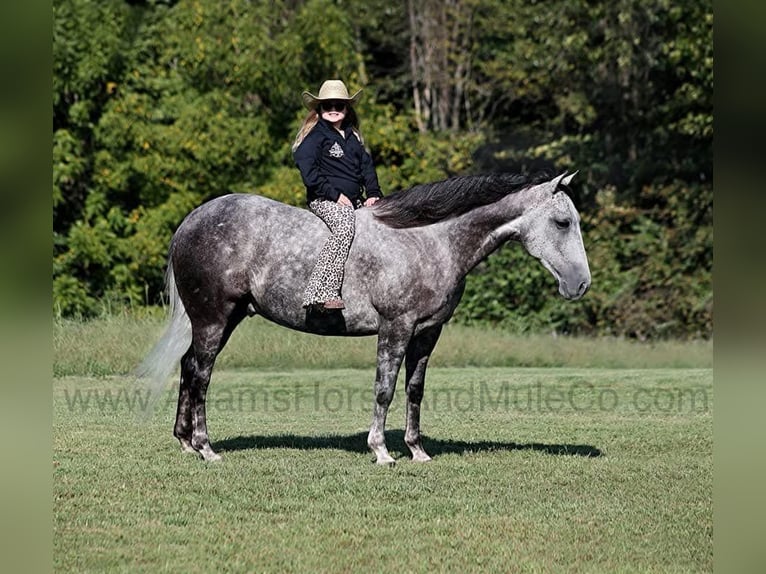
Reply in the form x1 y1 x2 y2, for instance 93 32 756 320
337 194 353 207
364 197 379 207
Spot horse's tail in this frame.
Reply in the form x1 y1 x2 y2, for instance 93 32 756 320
135 245 192 403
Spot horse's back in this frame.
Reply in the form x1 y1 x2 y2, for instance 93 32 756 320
170 194 382 332
173 193 323 254
176 193 313 238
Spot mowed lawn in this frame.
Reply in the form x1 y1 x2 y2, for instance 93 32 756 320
53 366 712 573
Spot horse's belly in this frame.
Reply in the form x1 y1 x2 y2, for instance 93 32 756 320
258 305 379 337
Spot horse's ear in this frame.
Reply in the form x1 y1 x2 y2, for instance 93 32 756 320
550 170 578 194
562 170 578 186
550 172 568 191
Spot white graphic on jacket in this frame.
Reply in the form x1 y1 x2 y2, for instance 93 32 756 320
328 142 344 158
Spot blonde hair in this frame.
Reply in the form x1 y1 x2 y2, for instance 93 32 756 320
291 106 366 152
292 110 319 152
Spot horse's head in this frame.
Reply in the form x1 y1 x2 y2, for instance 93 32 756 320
506 172 591 300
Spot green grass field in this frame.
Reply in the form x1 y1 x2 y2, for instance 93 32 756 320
54 315 712 377
53 318 712 572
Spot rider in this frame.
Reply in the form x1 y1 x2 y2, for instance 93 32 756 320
292 79 383 310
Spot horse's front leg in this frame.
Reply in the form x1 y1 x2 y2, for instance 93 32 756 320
404 325 443 462
368 320 412 465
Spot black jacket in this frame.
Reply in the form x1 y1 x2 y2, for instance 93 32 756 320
293 118 382 205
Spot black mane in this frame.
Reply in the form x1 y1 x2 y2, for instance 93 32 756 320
372 172 550 228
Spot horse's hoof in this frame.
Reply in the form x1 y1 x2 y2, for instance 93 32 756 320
374 456 396 466
178 438 197 454
198 445 222 462
412 453 432 463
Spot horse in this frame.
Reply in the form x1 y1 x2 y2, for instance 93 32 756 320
139 171 591 464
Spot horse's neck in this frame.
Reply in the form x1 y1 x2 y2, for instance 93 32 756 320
443 192 528 276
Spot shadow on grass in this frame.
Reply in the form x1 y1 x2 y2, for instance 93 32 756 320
213 430 602 459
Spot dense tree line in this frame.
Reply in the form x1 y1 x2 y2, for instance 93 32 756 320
53 0 712 339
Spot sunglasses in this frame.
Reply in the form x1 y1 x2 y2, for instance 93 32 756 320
321 100 347 112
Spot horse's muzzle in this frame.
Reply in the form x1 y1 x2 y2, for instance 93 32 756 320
559 274 591 301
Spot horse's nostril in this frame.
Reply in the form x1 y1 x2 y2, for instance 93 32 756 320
578 281 589 296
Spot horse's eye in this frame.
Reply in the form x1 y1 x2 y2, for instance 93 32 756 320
554 219 571 230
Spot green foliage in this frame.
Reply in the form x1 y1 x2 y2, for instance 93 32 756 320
52 0 712 339
467 0 712 203
363 103 484 192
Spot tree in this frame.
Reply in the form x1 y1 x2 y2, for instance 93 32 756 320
406 0 477 132
52 0 713 339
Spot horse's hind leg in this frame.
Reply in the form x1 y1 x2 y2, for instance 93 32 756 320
176 307 245 461
187 330 222 461
404 326 442 462
174 348 197 453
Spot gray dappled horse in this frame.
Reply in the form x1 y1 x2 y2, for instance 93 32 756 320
140 171 591 464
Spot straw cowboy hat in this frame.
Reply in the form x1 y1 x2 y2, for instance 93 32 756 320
302 80 362 110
